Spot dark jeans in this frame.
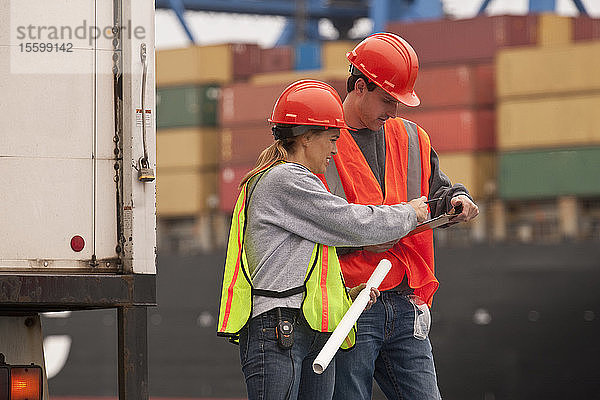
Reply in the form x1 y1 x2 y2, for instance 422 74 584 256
239 308 335 400
333 292 441 400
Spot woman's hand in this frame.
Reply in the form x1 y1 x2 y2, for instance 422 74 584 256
408 196 428 223
348 283 381 310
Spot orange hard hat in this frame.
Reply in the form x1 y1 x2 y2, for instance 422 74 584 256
268 80 350 130
347 32 420 107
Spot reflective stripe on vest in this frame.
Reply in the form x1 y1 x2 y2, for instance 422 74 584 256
325 118 439 305
217 162 356 348
404 120 422 202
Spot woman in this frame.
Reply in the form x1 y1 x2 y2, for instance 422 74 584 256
217 80 427 400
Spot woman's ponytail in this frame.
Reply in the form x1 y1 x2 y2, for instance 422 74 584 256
239 138 295 187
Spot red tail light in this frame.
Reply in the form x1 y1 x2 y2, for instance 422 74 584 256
10 366 42 400
0 354 43 400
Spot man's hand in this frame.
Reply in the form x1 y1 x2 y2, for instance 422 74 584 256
450 195 479 222
408 196 428 222
348 283 380 310
363 239 398 253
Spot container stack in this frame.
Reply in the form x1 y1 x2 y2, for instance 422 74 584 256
155 43 265 252
386 15 540 242
496 14 600 241
387 15 543 201
387 14 600 243
155 14 600 251
217 41 356 213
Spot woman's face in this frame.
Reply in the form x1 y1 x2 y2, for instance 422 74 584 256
303 129 340 174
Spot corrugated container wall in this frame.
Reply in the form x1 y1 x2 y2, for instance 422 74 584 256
250 69 348 92
497 94 600 150
437 152 497 199
157 171 218 217
496 42 600 99
157 128 219 169
259 46 294 74
401 109 495 153
416 64 495 109
231 43 262 81
220 83 288 127
156 85 220 129
386 15 537 65
156 43 261 86
222 78 348 126
499 148 600 199
322 41 358 71
573 17 600 41
219 164 253 213
157 45 232 86
537 14 572 46
220 126 273 165
295 42 321 70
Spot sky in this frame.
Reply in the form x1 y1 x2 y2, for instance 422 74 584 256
155 0 600 49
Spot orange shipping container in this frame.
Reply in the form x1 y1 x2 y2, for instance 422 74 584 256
322 40 358 71
537 14 572 46
416 64 494 109
157 170 218 217
157 43 260 86
401 108 495 153
497 94 600 150
157 127 219 169
496 41 600 99
437 152 496 199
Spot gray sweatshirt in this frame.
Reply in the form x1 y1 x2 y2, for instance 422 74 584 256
245 162 417 317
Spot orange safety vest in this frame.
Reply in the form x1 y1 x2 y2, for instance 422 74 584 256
321 118 438 305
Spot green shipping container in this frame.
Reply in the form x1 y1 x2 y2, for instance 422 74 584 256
499 147 600 199
156 85 220 129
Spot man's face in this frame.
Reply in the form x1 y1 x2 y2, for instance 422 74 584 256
355 84 399 131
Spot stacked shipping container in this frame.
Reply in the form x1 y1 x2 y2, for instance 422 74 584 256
156 44 295 250
386 15 541 201
495 14 600 240
217 40 356 212
155 45 229 220
387 14 600 242
156 44 296 217
155 14 600 248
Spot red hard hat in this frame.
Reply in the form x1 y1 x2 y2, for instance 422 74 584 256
347 32 420 107
269 80 350 129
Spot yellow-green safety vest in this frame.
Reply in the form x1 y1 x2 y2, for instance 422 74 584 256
217 162 356 349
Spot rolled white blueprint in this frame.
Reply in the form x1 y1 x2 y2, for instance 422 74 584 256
312 258 392 374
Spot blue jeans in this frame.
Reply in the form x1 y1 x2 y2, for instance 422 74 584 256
333 292 441 400
239 308 335 400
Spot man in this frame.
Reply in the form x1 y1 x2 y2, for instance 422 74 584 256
325 33 479 400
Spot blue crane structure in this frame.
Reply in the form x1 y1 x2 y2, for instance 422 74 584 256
155 0 444 44
155 0 589 69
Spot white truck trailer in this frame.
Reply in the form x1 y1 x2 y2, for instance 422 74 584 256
0 1 157 398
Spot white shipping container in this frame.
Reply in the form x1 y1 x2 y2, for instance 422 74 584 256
0 0 157 274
